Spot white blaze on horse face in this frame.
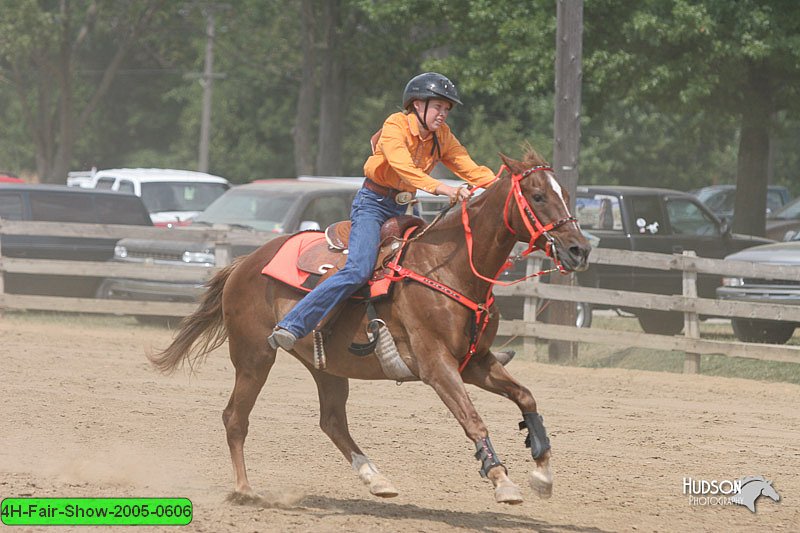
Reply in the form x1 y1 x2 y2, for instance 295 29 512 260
547 173 579 230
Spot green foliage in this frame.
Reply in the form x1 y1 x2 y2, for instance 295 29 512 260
0 0 798 194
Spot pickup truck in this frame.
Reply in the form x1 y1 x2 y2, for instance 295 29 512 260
572 185 773 334
0 184 153 297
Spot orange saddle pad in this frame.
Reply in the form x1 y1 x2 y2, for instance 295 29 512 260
261 231 390 298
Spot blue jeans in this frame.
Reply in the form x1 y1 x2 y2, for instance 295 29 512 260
277 187 409 339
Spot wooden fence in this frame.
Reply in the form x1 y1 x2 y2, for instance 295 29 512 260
2 220 800 371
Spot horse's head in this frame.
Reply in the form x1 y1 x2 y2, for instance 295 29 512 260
759 480 781 502
498 152 591 272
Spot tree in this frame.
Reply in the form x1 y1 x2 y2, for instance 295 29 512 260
582 0 800 235
0 0 171 182
315 0 345 175
294 0 317 176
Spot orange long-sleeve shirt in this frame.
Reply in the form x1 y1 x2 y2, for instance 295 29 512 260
363 112 496 194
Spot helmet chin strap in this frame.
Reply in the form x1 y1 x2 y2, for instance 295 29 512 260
412 100 440 158
411 100 430 130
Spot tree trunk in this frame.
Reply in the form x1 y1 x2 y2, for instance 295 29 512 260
315 0 344 176
732 66 772 237
51 0 75 184
293 0 317 176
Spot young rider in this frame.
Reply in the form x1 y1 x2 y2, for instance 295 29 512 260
268 72 497 351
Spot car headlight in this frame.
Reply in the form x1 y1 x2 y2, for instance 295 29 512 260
722 277 744 287
182 251 216 265
114 245 128 259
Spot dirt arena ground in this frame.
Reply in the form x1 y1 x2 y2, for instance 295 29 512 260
1 313 798 532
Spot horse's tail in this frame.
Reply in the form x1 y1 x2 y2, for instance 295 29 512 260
148 258 242 374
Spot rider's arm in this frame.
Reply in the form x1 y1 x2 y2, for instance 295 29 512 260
438 132 497 189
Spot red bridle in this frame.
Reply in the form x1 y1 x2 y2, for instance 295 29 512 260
503 165 579 266
462 164 579 286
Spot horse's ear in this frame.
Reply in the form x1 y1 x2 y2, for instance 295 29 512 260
498 153 524 176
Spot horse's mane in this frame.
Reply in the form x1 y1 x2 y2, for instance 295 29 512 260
521 142 548 167
423 144 549 232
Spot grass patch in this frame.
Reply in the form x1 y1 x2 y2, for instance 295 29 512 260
495 313 800 385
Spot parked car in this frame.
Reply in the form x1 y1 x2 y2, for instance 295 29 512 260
0 184 153 297
766 195 800 242
572 185 773 335
691 184 791 222
66 170 96 188
97 179 361 305
716 233 800 344
90 168 230 227
1 173 25 183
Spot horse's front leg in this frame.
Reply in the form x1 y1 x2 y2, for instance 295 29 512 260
461 351 553 499
414 347 523 504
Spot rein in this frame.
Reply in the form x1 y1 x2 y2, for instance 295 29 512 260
385 164 578 373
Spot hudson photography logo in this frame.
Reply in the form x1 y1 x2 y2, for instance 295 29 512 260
683 476 781 513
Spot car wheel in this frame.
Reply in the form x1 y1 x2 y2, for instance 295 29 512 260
636 310 684 335
731 319 796 344
94 281 113 299
575 302 592 328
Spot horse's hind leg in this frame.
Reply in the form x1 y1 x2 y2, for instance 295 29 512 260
461 351 553 498
222 338 276 498
306 366 398 498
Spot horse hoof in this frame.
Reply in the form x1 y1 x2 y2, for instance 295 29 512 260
529 468 553 499
227 490 264 505
494 480 524 504
368 475 399 498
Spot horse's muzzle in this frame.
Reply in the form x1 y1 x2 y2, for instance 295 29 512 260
558 241 591 272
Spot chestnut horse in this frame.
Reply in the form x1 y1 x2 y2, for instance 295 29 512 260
150 151 591 504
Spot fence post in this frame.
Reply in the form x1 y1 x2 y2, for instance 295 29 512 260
523 255 543 360
214 231 232 267
682 250 700 373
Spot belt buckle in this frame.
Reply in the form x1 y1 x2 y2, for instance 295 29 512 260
395 191 414 205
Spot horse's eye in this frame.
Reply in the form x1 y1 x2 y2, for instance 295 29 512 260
533 193 545 203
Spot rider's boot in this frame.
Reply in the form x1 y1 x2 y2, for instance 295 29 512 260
267 327 297 351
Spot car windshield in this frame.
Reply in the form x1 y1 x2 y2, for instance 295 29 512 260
140 182 228 213
772 196 800 220
194 189 296 232
698 187 786 215
575 194 623 231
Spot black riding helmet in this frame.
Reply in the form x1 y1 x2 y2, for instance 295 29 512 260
402 72 463 110
402 72 462 157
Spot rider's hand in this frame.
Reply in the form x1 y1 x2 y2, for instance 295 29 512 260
434 183 471 204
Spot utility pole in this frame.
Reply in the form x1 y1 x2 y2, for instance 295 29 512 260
198 9 215 173
549 0 583 363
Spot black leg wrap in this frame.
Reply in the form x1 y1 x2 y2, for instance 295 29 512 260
474 436 505 478
518 412 551 460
